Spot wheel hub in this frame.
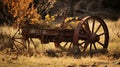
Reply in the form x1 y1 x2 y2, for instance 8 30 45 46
89 33 100 43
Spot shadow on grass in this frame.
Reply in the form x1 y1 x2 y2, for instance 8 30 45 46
43 48 110 58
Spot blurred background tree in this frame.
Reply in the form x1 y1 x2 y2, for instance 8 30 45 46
0 0 56 26
0 0 120 25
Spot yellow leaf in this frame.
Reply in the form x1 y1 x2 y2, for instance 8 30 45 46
45 14 50 19
75 17 79 20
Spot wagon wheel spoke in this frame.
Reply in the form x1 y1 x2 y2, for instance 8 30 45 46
14 39 23 45
82 41 89 52
78 41 89 52
82 23 90 35
63 42 69 48
97 41 104 47
86 21 91 33
98 32 105 36
68 42 73 49
30 38 37 49
95 24 102 33
93 43 97 50
92 19 95 33
85 21 91 34
12 42 20 52
78 41 85 46
13 38 27 49
90 43 92 52
12 28 20 37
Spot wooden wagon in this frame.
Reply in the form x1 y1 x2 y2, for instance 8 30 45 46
12 16 109 55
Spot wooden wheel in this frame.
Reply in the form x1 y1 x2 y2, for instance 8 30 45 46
73 16 109 55
12 28 37 51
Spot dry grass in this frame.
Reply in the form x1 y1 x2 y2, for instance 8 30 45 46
105 19 120 55
0 19 120 67
0 53 120 67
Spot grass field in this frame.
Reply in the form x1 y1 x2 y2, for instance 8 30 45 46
0 19 120 67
